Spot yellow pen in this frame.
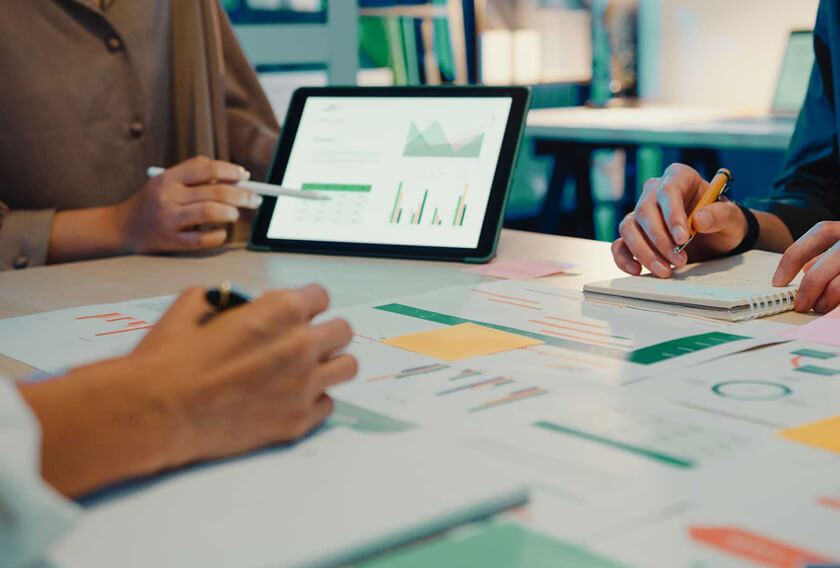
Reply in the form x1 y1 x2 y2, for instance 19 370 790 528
673 168 733 255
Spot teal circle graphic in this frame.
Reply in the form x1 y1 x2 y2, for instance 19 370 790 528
711 380 792 401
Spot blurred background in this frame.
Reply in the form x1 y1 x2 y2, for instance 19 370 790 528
219 0 820 242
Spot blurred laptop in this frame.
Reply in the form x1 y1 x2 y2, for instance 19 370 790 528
717 30 814 126
769 29 815 118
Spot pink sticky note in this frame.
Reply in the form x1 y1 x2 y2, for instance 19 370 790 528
782 306 840 347
463 259 574 280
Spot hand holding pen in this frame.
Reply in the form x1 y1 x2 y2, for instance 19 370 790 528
612 164 750 278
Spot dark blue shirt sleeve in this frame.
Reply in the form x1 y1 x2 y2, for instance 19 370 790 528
764 0 840 240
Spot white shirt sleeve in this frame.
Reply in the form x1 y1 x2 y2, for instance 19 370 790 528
0 378 79 568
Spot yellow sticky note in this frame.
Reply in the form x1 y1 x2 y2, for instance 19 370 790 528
779 415 840 455
383 323 543 362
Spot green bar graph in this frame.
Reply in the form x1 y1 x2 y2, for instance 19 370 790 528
533 421 696 469
301 182 372 192
390 182 403 223
793 348 837 360
795 365 840 376
626 332 749 365
453 196 463 225
417 189 428 224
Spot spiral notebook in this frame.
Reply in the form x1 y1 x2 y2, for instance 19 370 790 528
583 251 802 321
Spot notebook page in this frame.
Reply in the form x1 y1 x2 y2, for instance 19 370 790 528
584 251 801 309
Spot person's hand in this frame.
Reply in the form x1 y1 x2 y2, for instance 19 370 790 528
114 156 263 253
132 285 357 464
22 284 357 496
772 221 840 313
611 163 748 278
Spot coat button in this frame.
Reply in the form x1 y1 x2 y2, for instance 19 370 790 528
129 121 145 138
106 36 123 53
12 255 29 269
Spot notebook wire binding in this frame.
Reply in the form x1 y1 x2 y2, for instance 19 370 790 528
743 288 798 320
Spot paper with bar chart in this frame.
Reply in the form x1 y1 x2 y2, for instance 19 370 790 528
332 333 552 423
335 280 779 388
265 96 512 248
335 332 829 529
0 296 173 375
630 340 840 430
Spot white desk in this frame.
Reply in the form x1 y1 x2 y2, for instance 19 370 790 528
0 229 812 377
0 231 622 379
0 230 824 567
526 106 796 152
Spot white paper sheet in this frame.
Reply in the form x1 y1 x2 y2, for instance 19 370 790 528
0 296 174 376
47 429 527 568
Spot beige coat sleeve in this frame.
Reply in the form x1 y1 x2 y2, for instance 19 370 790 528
216 5 282 183
0 205 54 270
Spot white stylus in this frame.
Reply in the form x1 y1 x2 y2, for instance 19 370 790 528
146 167 330 201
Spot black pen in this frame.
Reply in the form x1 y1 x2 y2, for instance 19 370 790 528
205 282 253 311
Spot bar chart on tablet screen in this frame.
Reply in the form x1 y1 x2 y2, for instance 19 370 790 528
389 182 470 227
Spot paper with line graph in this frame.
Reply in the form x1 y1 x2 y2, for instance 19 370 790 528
0 296 174 376
335 280 784 387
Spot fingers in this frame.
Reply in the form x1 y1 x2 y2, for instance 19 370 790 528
813 273 840 313
618 214 674 278
145 287 208 329
223 285 331 341
635 178 682 263
312 354 359 389
793 240 840 312
691 201 743 235
803 253 824 273
310 318 353 359
288 284 331 320
307 394 335 432
635 200 687 267
773 221 840 286
176 202 240 228
176 228 229 250
657 164 708 242
179 184 262 209
654 178 688 245
162 287 211 320
611 238 642 275
164 156 250 186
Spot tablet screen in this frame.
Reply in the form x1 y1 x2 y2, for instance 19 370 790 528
265 96 513 248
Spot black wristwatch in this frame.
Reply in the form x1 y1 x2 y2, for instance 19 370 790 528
727 202 760 256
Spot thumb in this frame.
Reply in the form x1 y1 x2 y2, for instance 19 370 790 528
691 201 742 235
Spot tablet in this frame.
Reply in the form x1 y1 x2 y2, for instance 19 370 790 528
249 86 530 262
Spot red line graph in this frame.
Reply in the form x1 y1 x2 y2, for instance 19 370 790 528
76 312 121 320
471 288 540 305
95 326 154 337
488 298 541 310
77 311 155 338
